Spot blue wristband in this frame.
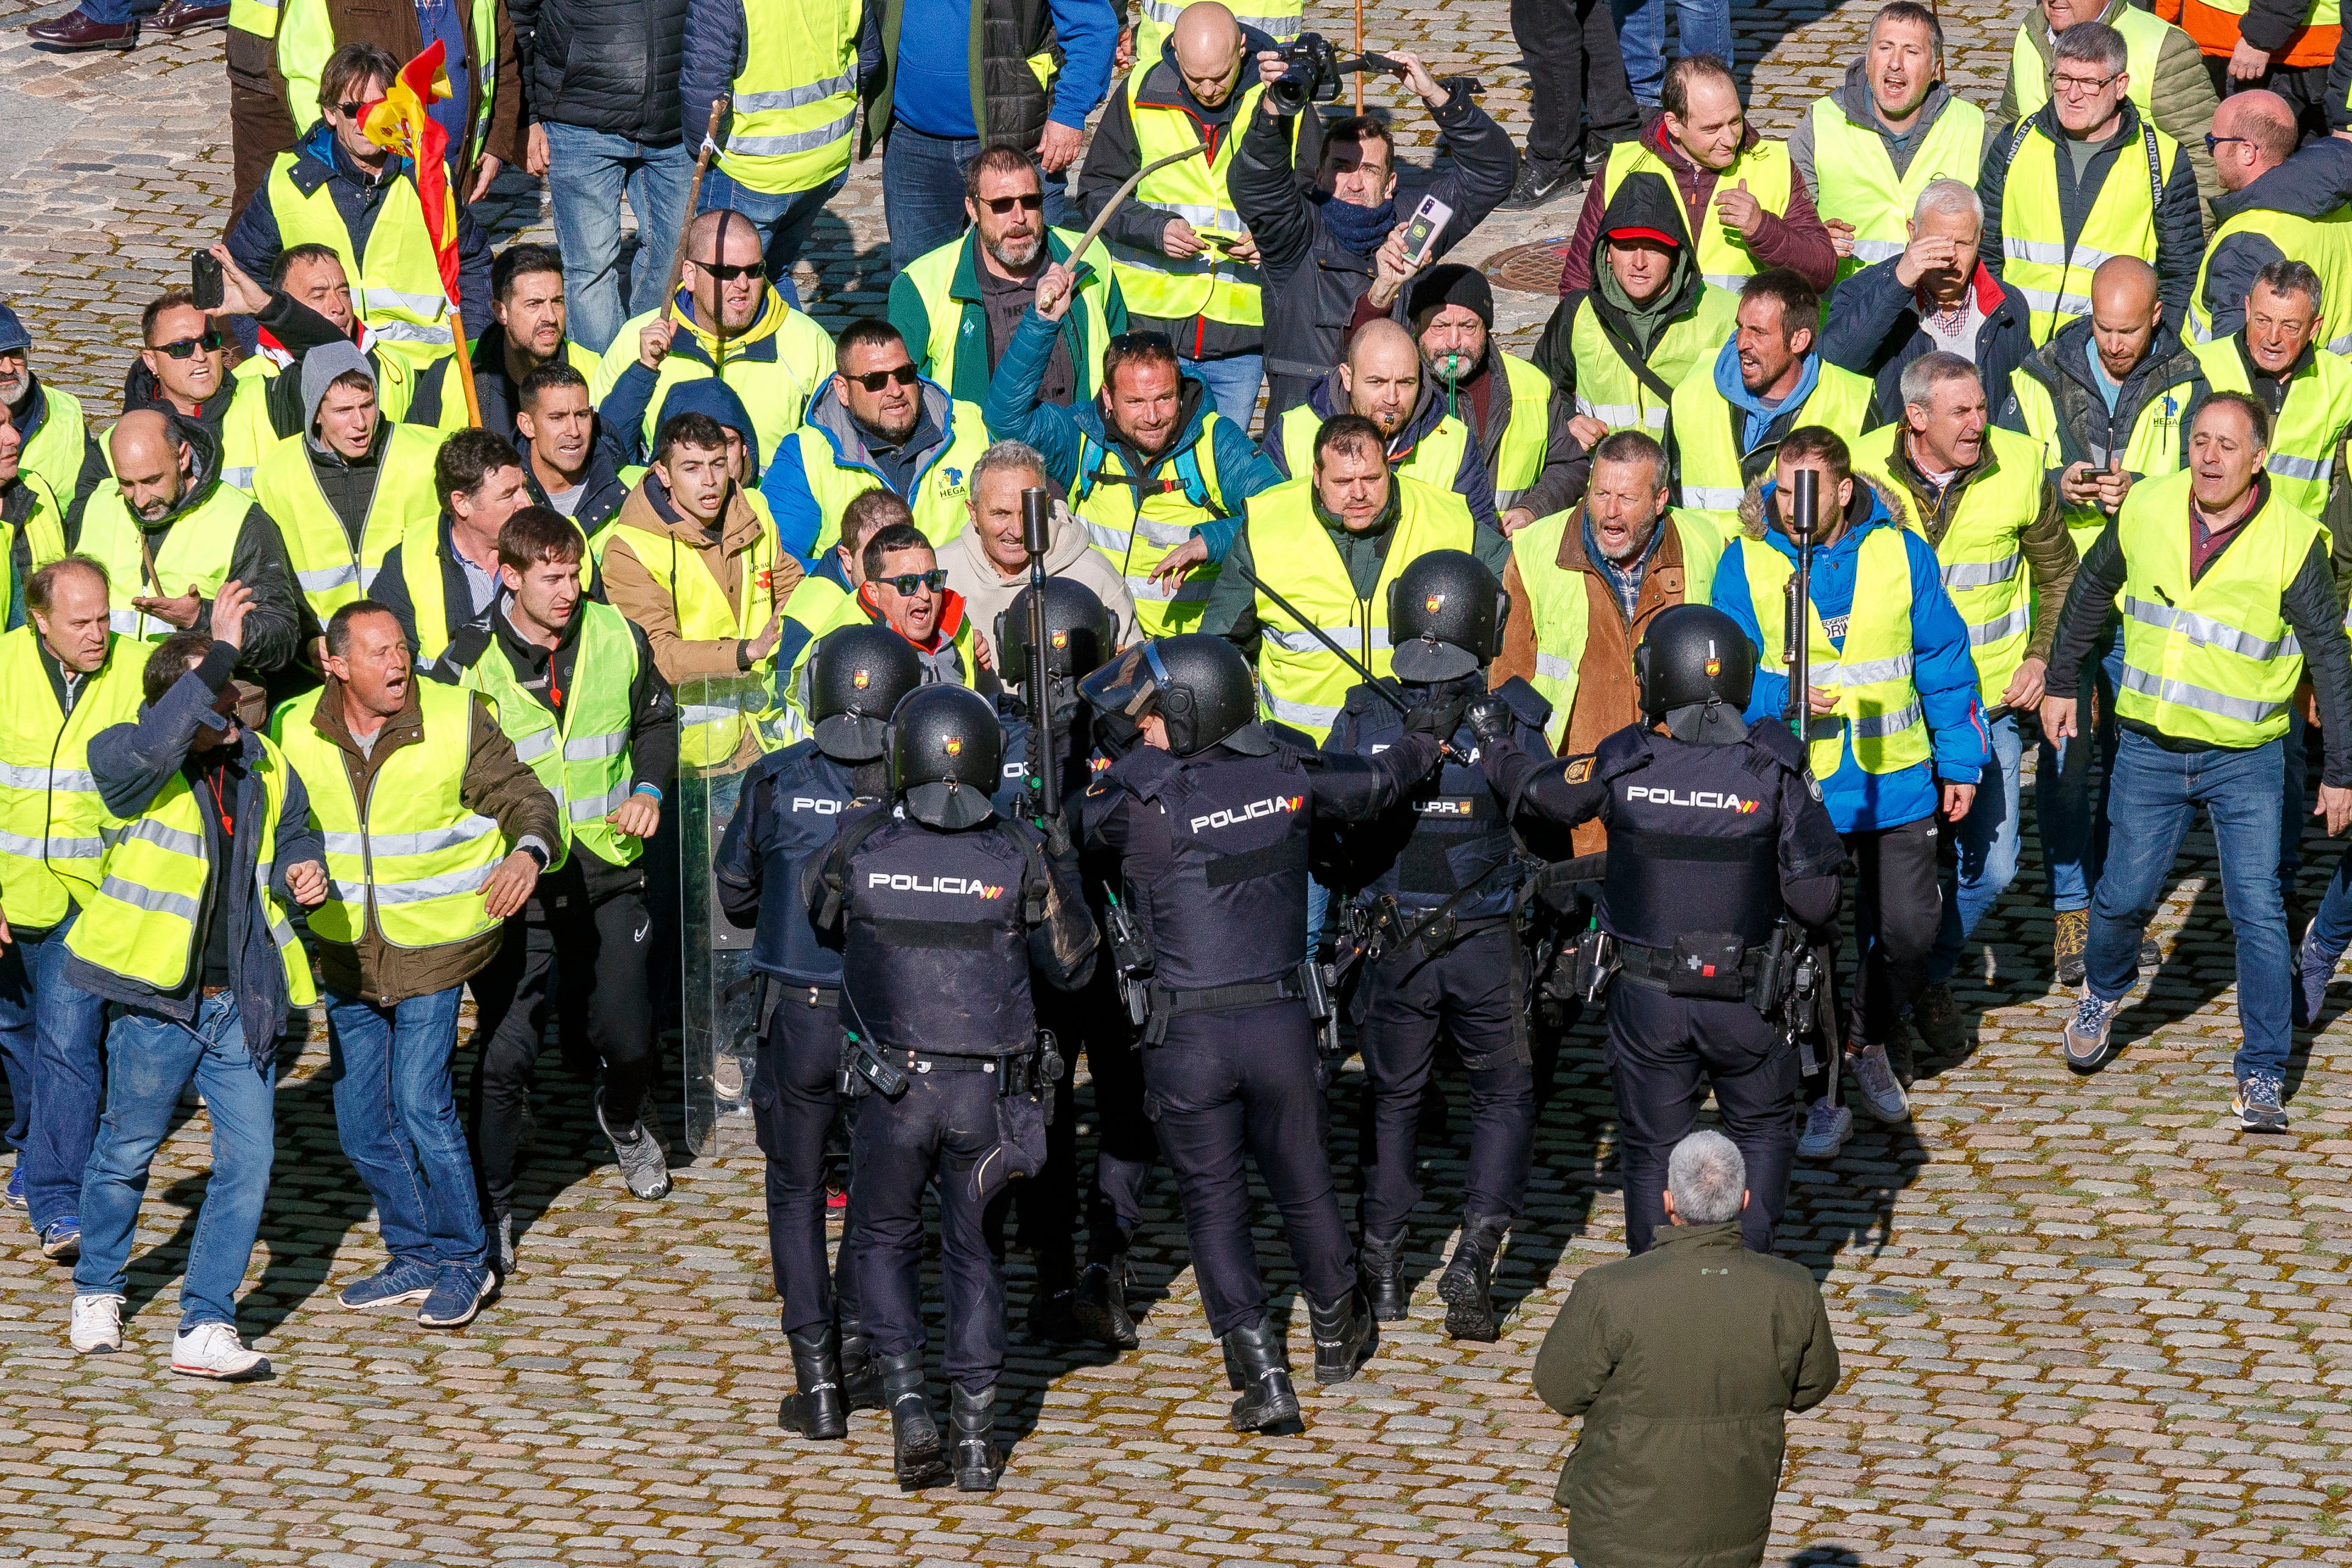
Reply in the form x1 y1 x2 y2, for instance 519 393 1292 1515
633 782 663 802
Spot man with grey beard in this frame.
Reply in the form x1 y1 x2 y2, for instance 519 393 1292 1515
890 143 1129 409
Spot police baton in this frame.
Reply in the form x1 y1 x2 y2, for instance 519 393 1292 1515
1021 486 1060 817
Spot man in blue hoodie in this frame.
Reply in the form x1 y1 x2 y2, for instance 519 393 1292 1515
1712 426 1988 1161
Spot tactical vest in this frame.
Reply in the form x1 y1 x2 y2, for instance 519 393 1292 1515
593 514 780 768
783 398 990 554
1602 139 1797 294
1668 358 1876 529
17 386 86 510
1804 93 1988 284
1851 424 2046 708
1564 286 1742 440
1071 415 1235 637
719 0 863 195
250 424 443 622
76 480 250 645
1243 475 1475 741
265 152 456 379
736 742 869 983
2186 337 2352 518
1329 680 1538 920
461 602 642 868
1110 73 1293 328
1509 508 1724 748
0 628 146 929
1736 524 1931 778
1276 403 1473 513
1998 117 2183 345
270 681 510 951
899 228 1114 401
0 475 68 629
1592 726 1790 949
63 733 315 1005
2189 205 2352 356
2010 7 2168 121
2114 468 2320 747
2004 353 2192 550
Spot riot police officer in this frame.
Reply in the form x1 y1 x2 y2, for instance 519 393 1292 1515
713 624 925 1441
1323 551 1552 1343
991 578 1159 1349
1473 605 1845 1257
806 684 1097 1492
1077 634 1465 1432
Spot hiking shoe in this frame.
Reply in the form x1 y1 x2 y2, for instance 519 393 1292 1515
70 1293 122 1354
171 1322 267 1379
417 1264 495 1329
2234 1070 2289 1133
1795 1099 1851 1161
2053 909 2088 986
2139 938 2161 969
337 1257 438 1311
2063 988 2127 1072
2298 934 2337 1028
1845 1041 1910 1123
596 1091 672 1201
38 1218 80 1262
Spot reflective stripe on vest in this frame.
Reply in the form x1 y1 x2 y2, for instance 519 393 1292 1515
2187 336 2352 517
2113 467 2319 745
1072 415 1234 638
266 152 455 367
594 516 781 769
0 627 146 927
1491 353 1555 510
462 601 644 868
1602 139 1796 293
1242 475 1474 743
1738 526 1929 777
77 479 250 645
1998 119 2180 345
228 0 278 36
250 424 443 622
1112 73 1294 328
1666 356 1877 529
718 0 861 194
1805 94 1987 288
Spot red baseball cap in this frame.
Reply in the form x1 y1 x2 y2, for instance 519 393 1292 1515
1606 225 1681 247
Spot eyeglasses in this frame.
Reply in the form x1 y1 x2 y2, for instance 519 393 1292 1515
335 99 372 119
843 363 920 392
975 191 1044 216
1108 331 1175 354
2049 71 2119 97
879 568 948 595
152 330 227 359
695 259 766 282
2206 133 2250 153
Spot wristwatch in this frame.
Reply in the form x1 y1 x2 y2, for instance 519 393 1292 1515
519 842 550 871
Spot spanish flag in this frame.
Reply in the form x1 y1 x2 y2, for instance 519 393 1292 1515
359 41 462 310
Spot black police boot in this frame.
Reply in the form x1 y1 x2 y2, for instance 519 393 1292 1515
1437 1214 1512 1343
1071 1254 1139 1349
1357 1229 1409 1322
836 1315 882 1413
1308 1289 1378 1385
1220 1315 1301 1432
949 1383 1005 1491
778 1323 849 1440
879 1350 951 1491
1029 1254 1081 1342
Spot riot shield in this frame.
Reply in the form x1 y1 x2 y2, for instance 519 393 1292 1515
677 670 780 1156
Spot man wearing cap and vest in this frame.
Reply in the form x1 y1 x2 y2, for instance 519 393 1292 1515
0 305 101 535
276 0 522 193
1080 1 1295 427
272 599 559 1331
1560 55 1837 302
62 595 328 1377
2004 0 2221 213
983 267 1283 636
0 560 144 1264
1196 412 1502 743
1982 21 2205 348
1711 427 1987 1165
2189 90 2352 352
1792 2 1997 292
1664 270 1876 540
2044 391 2352 1133
0 419 71 638
1851 354 2076 1060
81 412 301 677
451 508 677 1269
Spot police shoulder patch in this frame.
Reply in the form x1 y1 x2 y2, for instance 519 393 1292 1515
1563 755 1595 784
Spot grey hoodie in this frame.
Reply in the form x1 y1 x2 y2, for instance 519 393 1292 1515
300 340 375 446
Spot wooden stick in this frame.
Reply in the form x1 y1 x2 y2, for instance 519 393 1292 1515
446 301 484 428
665 97 732 328
1059 143 1211 283
1355 0 1365 112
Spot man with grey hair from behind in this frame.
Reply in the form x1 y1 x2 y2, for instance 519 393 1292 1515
1532 1130 1840 1568
1821 178 2036 424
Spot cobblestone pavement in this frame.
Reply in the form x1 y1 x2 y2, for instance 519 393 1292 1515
4 1 2352 1563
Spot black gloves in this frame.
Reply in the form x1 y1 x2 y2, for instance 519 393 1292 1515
1464 692 1513 745
1401 689 1470 740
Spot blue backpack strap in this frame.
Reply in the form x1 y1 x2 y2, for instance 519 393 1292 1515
1074 434 1108 505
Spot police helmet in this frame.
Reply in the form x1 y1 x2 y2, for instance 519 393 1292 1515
1079 633 1256 757
1635 604 1755 719
1386 549 1507 683
803 623 925 761
889 684 1004 829
995 577 1118 689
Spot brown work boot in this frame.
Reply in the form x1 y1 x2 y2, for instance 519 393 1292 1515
2052 909 2088 986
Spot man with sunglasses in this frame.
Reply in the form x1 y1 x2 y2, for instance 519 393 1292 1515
274 0 522 199
0 306 102 540
79 412 301 678
853 521 977 686
891 144 1128 411
119 293 271 497
592 210 835 469
763 321 993 565
2189 90 2352 352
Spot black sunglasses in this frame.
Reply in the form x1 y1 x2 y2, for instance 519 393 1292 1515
153 330 227 359
336 99 371 119
879 568 948 595
845 363 920 392
1109 330 1174 354
976 191 1044 216
697 258 766 282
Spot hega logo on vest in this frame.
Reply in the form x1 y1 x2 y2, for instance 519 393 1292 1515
1624 785 1760 814
1190 793 1304 833
867 871 1006 898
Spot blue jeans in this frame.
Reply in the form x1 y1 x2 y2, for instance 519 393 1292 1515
543 122 695 355
699 166 848 313
2088 730 2289 1078
881 123 1075 272
2280 705 2309 896
2038 624 2124 912
1607 0 1734 105
1180 353 1266 434
0 914 108 1231
1929 710 2024 986
326 986 484 1270
77 0 159 22
75 994 274 1332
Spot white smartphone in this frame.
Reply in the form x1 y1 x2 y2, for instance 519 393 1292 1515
1397 194 1454 271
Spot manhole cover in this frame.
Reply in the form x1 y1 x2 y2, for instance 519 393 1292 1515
1485 239 1573 295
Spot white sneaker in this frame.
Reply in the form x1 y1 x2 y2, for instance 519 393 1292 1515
1845 1041 1912 1123
1796 1099 1852 1160
170 1321 268 1380
69 1293 122 1354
